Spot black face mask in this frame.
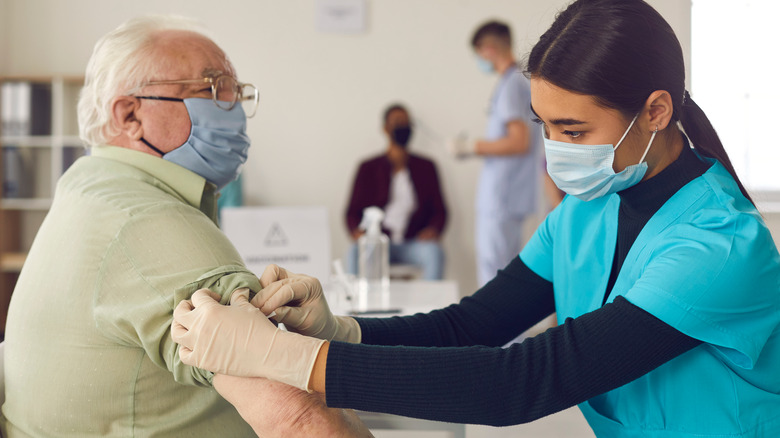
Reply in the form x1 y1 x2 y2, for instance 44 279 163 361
391 125 413 148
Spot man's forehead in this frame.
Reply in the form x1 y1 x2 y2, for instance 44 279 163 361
153 31 234 78
386 109 409 123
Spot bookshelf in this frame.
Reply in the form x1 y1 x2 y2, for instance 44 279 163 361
0 76 85 335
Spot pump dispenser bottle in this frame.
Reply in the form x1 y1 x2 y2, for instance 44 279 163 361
357 206 390 311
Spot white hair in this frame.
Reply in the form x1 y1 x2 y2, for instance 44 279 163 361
77 15 214 148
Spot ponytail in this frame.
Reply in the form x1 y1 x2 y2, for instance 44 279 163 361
679 91 754 206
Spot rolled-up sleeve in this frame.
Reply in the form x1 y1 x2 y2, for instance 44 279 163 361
93 204 261 387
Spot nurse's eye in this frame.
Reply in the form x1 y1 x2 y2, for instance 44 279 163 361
531 117 544 125
562 130 583 139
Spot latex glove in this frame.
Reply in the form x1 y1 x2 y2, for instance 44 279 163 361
172 287 326 392
446 135 476 158
253 264 361 344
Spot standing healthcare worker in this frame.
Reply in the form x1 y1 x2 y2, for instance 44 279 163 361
172 0 780 435
450 20 541 287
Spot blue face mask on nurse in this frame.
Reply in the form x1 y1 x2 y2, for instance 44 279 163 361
544 113 658 201
532 81 661 202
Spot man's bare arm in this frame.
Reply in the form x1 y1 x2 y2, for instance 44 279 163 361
475 120 530 155
213 374 373 437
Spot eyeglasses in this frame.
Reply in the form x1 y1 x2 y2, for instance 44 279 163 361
133 75 259 118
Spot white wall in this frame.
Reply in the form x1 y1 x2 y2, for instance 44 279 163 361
2 0 691 293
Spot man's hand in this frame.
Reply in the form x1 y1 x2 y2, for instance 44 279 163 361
351 229 365 240
172 288 326 391
213 374 373 437
472 120 530 156
252 265 361 343
416 227 440 241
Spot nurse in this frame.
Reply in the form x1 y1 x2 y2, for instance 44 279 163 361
172 0 780 435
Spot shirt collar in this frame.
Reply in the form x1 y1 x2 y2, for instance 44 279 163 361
91 145 218 220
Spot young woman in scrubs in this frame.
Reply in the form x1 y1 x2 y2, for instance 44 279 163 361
172 0 780 435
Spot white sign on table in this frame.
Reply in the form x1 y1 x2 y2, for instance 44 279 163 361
221 206 331 281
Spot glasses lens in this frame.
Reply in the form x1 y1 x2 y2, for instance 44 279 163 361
215 76 239 109
240 84 259 118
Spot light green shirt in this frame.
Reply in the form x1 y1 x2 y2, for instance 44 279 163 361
2 146 258 437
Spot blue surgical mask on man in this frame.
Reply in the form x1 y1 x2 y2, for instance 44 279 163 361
544 114 657 201
141 98 250 191
476 57 495 74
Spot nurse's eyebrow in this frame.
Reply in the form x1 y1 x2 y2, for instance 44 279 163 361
529 103 541 120
529 103 587 126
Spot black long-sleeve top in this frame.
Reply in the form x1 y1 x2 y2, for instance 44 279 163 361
326 144 710 426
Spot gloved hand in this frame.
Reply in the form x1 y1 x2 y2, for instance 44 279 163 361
446 135 477 158
252 264 361 344
172 287 326 392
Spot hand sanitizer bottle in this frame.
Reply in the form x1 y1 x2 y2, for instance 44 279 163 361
357 206 390 312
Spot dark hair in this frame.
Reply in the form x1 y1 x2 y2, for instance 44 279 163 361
526 0 753 204
471 20 512 48
383 103 408 125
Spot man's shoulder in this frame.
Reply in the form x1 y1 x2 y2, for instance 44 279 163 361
60 155 199 216
362 153 388 164
358 154 389 169
502 67 531 92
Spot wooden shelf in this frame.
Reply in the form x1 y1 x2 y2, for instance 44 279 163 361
0 252 26 273
0 135 56 147
1 198 53 210
0 135 84 145
1 75 85 318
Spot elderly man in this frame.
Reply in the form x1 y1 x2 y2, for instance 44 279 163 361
1 15 369 437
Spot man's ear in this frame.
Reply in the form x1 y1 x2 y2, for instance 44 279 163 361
111 95 143 141
642 90 674 132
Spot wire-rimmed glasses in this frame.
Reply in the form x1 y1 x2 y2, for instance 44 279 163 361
134 75 259 117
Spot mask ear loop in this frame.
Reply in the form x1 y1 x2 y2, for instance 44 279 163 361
140 137 166 157
613 114 640 151
676 120 694 148
637 125 659 164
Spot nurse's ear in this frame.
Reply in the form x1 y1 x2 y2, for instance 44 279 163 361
641 90 674 132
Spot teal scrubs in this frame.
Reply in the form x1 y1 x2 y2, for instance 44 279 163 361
521 159 780 437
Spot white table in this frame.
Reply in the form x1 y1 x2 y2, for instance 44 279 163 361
325 280 466 438
329 279 460 316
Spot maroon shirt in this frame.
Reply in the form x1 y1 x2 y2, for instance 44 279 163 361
345 153 448 240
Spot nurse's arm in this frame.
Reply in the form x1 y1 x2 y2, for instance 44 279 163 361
475 120 530 156
213 373 372 437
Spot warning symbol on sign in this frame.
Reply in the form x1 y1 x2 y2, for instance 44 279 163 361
264 223 288 247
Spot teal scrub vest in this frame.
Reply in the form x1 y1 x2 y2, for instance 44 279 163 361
521 159 780 437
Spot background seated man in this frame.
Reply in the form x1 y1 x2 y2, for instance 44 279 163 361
1 15 369 437
345 104 448 280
